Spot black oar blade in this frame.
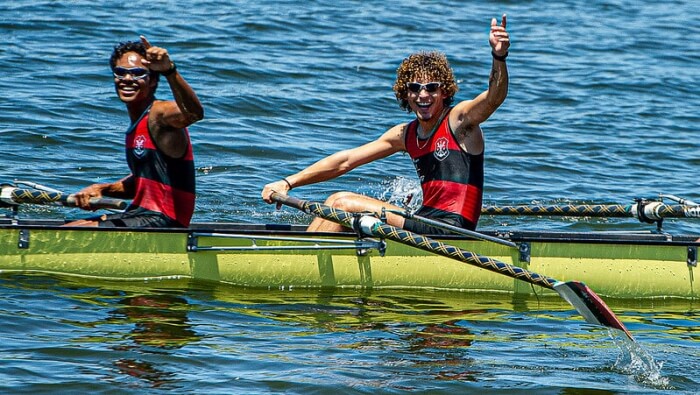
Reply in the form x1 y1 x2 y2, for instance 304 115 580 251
554 281 634 341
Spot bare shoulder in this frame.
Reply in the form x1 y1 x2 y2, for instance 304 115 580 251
147 100 190 157
450 98 477 124
150 99 194 130
447 101 484 154
452 98 476 113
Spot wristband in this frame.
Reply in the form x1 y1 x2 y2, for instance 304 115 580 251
161 62 177 76
491 51 508 62
283 178 293 190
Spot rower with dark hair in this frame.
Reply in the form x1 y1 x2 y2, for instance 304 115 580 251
66 36 204 228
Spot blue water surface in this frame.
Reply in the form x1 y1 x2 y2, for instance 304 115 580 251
1 0 699 393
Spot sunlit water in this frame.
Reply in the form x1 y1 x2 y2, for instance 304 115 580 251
1 0 699 393
0 275 696 393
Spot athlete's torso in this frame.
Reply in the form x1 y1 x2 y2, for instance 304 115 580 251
125 108 196 227
404 108 484 228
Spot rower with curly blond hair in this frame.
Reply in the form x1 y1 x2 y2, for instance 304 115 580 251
263 15 510 234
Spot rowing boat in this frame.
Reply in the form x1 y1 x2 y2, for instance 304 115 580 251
1 216 697 299
1 182 697 300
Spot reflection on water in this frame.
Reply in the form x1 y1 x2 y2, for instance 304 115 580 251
111 294 198 349
113 359 176 389
108 293 199 388
0 274 697 392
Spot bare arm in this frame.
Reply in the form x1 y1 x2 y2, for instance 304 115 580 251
262 124 407 203
154 72 205 128
141 35 204 128
72 175 135 210
450 14 510 144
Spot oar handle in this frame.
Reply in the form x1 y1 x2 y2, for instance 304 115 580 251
271 192 308 212
64 195 128 210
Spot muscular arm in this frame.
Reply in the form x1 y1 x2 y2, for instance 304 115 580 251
141 35 204 157
154 71 204 129
103 175 136 198
141 35 203 128
449 15 510 149
72 175 135 210
148 73 203 158
462 56 508 125
262 124 406 202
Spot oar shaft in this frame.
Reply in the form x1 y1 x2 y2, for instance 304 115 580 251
273 193 557 290
388 209 517 248
8 188 127 210
482 203 699 219
366 218 557 289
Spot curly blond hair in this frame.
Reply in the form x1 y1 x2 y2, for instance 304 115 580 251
393 51 458 113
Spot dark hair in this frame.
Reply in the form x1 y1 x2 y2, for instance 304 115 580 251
109 40 159 93
393 51 458 113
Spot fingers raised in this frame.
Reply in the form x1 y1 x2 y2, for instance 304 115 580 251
140 35 152 49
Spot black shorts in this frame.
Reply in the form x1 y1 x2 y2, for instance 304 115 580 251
401 207 476 236
94 208 183 228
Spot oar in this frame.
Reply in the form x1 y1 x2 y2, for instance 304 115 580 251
0 184 127 210
659 194 698 207
482 201 700 221
271 192 634 341
14 180 64 194
386 208 517 248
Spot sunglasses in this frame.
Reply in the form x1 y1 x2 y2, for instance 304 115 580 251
113 67 150 80
406 82 441 93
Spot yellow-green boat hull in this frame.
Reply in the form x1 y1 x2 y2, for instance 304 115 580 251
1 222 697 299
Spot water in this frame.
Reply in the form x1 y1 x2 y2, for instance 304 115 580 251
1 0 699 393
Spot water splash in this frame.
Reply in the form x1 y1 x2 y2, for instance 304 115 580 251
611 331 672 390
377 176 422 209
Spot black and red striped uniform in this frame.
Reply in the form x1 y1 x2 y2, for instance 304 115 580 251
404 108 484 230
124 110 195 227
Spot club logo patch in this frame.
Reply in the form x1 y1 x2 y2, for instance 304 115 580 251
133 135 147 158
433 137 449 161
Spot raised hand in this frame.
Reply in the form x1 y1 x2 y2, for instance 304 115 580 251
490 14 510 55
139 35 173 72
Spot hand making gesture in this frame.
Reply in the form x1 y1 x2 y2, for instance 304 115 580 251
139 35 173 73
490 14 510 57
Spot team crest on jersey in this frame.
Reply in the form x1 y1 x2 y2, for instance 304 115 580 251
133 134 147 158
433 137 449 161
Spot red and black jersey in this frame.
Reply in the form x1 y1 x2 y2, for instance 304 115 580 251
404 108 484 229
124 109 195 227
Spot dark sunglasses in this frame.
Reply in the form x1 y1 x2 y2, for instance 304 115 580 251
406 82 441 93
113 67 150 81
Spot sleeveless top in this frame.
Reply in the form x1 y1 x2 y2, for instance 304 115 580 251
404 108 484 229
125 107 196 227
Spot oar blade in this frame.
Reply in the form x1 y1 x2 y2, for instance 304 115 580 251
554 281 634 341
